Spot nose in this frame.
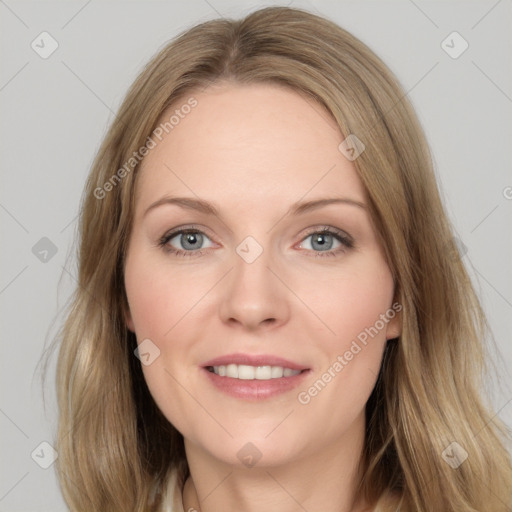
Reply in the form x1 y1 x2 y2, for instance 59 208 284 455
218 247 290 332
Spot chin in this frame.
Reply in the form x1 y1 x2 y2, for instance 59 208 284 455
198 431 308 470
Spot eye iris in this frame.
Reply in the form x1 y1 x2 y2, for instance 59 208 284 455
311 233 333 251
181 232 202 250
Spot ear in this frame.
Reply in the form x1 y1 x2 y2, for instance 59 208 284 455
385 303 402 340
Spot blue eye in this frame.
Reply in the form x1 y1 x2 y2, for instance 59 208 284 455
160 229 213 256
299 228 353 257
303 232 338 251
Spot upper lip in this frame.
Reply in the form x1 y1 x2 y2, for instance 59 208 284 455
202 353 308 371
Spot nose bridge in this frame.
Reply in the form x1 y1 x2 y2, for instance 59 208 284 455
219 239 289 329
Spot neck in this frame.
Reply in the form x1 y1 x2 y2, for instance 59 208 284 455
182 412 369 512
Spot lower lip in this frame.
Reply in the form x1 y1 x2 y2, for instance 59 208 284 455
202 368 310 401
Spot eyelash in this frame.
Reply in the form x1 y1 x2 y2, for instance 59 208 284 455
158 225 354 258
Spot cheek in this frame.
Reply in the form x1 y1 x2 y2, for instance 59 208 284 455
124 247 218 415
304 257 395 347
125 249 211 341
124 250 205 434
294 260 394 427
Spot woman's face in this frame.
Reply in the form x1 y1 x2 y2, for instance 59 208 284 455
124 82 400 468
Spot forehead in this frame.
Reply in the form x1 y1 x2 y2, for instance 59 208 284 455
135 82 366 214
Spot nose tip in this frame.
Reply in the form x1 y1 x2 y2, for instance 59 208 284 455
225 310 277 332
218 249 290 331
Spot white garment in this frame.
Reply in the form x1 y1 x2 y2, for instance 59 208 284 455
160 467 185 512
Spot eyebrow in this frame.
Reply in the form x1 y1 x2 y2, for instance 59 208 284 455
143 195 366 218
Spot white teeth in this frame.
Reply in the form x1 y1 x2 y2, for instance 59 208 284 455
255 366 271 380
238 365 255 380
210 364 301 380
226 364 238 378
271 366 284 378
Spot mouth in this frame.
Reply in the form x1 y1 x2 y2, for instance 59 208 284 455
205 364 303 380
201 353 310 400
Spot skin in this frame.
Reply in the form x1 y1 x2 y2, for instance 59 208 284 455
124 82 401 512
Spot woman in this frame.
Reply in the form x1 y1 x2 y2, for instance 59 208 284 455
55 6 512 511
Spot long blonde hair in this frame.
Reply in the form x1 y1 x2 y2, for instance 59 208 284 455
55 6 512 511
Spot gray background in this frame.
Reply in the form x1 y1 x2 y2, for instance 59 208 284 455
1 1 511 510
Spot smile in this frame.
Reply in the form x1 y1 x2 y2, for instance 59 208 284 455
206 364 302 380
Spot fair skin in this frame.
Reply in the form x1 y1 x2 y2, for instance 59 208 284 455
124 82 400 512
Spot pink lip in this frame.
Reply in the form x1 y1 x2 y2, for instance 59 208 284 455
202 368 310 401
201 353 310 401
202 353 308 371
